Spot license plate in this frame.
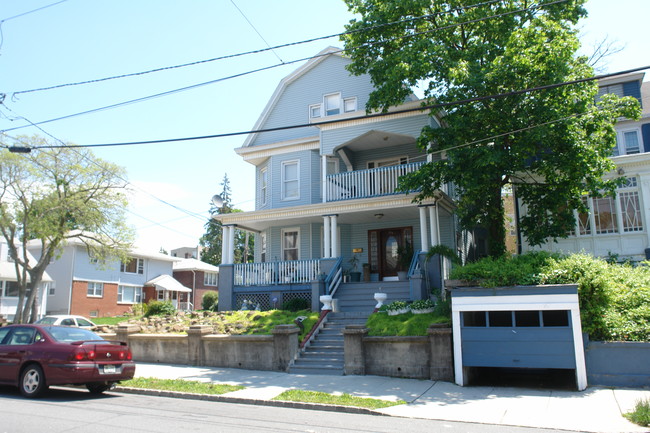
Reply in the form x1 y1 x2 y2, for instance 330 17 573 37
103 364 116 374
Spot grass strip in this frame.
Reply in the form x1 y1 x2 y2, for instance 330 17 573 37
120 377 244 395
272 389 405 409
625 398 650 427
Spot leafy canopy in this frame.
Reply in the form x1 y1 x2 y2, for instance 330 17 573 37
0 137 133 323
342 0 640 257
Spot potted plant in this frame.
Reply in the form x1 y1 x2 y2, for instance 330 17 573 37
348 254 361 282
385 300 410 316
410 298 435 314
396 240 413 281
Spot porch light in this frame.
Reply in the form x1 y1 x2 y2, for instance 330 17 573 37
374 213 384 219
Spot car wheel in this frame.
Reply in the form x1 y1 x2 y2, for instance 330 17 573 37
86 382 112 394
20 364 48 398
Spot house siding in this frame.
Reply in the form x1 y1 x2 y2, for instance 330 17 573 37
249 55 375 148
69 280 128 317
269 150 318 208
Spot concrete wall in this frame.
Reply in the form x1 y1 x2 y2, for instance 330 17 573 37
343 324 454 381
585 340 650 388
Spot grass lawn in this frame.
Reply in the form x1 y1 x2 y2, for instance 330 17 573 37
366 311 450 336
93 316 136 326
272 389 405 409
120 377 244 395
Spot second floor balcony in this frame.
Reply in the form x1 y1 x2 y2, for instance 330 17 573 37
325 161 425 202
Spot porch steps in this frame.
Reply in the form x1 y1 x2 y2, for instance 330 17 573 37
335 281 411 313
289 312 368 375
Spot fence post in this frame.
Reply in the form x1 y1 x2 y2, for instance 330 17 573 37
187 325 212 366
428 323 453 381
115 324 140 344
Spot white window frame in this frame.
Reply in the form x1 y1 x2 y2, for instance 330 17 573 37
309 104 321 119
326 157 339 176
324 92 341 116
204 272 218 286
281 228 300 261
120 257 144 274
367 156 409 169
617 129 643 155
118 285 142 304
281 160 300 201
260 167 268 206
260 232 267 263
87 281 104 298
343 97 357 113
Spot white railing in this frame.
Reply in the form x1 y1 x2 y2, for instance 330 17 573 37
325 161 424 202
234 259 321 286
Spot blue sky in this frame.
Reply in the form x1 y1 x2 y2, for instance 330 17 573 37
0 0 647 253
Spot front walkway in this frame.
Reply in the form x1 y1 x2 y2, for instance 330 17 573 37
131 363 650 433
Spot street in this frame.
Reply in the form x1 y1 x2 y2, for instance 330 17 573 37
0 386 568 433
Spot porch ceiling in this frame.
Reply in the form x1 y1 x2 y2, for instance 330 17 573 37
333 130 416 153
215 195 440 232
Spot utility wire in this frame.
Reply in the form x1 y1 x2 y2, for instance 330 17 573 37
0 0 68 53
230 0 283 63
11 64 647 151
4 0 519 97
0 0 569 134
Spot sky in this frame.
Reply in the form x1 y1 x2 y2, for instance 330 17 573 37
0 0 647 254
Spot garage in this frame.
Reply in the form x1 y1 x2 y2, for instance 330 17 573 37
451 284 587 390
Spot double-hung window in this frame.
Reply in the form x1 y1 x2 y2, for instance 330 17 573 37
282 229 300 261
619 130 641 155
282 160 299 200
87 281 104 297
118 285 142 304
260 167 268 206
204 272 218 286
121 257 144 274
324 93 341 116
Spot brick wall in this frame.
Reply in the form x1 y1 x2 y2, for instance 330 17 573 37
70 280 134 318
173 270 218 309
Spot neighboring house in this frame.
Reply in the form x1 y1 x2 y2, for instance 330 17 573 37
171 246 203 260
0 239 52 322
172 258 219 310
27 238 190 318
519 72 650 261
214 47 458 311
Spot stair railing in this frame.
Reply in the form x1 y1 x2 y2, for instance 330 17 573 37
407 249 422 278
324 257 343 297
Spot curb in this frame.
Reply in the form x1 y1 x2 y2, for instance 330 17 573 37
114 386 387 416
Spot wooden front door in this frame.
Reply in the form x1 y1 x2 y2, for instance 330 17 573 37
368 227 412 279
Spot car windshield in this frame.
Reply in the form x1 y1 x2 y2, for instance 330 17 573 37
35 317 57 325
46 327 104 342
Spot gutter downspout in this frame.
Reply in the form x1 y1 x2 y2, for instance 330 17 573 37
67 246 76 315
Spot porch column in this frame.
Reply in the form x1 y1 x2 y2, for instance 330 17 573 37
227 225 236 264
429 204 440 246
323 216 331 258
321 155 328 203
331 214 339 257
419 206 429 252
221 225 230 264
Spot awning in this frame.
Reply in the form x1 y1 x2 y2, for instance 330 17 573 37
145 275 192 293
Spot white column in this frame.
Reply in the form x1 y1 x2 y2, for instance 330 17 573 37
221 225 230 264
419 206 429 252
429 204 439 246
323 216 331 258
227 226 236 264
322 155 328 203
331 214 339 257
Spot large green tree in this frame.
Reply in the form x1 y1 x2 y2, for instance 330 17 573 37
0 137 133 323
342 0 640 257
200 174 253 265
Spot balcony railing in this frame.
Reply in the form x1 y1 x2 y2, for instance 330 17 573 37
325 161 424 202
234 259 321 286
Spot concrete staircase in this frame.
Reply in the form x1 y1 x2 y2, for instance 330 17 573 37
289 312 367 375
289 281 410 375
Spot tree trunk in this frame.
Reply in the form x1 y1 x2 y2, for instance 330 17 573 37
486 184 507 258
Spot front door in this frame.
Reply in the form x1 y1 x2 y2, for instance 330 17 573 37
369 227 412 279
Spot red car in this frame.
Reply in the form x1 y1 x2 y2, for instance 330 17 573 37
0 324 135 398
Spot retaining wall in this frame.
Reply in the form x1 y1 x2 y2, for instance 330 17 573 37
585 340 650 388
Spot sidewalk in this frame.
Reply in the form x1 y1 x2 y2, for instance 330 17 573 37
130 363 650 433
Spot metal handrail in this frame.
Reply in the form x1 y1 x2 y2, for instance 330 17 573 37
407 249 422 278
324 257 343 296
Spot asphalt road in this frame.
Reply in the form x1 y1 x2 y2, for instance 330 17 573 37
0 386 569 433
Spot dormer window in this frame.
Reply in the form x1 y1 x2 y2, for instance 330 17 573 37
310 93 358 119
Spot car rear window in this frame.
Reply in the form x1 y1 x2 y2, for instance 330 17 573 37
36 317 57 325
46 327 104 342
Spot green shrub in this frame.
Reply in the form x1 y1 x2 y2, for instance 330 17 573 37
281 297 310 312
625 398 650 427
202 291 219 311
131 303 147 316
145 300 176 317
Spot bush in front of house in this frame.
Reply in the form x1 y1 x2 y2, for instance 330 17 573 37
202 291 219 311
145 300 176 317
281 297 310 312
451 252 650 342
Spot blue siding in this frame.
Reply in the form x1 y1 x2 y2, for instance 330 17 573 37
623 80 641 102
249 55 375 147
268 150 318 208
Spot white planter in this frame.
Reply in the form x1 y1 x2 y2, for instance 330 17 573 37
411 308 435 315
387 308 409 316
319 295 333 311
374 292 387 309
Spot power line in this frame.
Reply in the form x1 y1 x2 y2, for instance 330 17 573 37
3 0 515 97
12 64 648 151
0 0 570 134
230 0 283 63
0 0 68 52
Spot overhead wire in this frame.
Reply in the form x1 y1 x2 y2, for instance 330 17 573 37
0 0 571 134
5 0 505 97
0 0 68 53
230 0 283 63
